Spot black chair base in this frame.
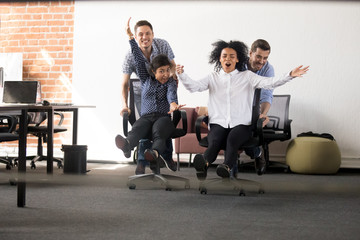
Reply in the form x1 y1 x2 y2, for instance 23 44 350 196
27 155 63 169
127 173 190 191
127 159 190 190
0 158 14 170
239 160 290 173
198 177 264 196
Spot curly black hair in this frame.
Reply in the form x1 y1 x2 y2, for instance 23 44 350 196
209 40 249 72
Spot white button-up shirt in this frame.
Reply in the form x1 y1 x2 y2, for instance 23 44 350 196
178 69 293 128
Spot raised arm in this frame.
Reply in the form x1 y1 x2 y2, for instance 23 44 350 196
176 64 210 93
126 17 149 83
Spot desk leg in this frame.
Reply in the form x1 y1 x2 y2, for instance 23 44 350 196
17 109 27 207
72 108 78 144
47 108 54 174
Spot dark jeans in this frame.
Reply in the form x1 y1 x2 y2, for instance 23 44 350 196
127 112 175 156
137 138 173 165
204 124 251 169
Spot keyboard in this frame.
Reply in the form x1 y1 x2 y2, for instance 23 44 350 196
49 103 74 106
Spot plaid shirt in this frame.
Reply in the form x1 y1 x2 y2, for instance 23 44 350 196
122 38 175 76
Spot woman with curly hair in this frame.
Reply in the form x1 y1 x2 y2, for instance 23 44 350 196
176 40 309 179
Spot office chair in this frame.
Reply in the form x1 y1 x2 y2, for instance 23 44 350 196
195 89 265 196
0 115 19 170
26 111 67 169
124 78 190 191
239 95 292 172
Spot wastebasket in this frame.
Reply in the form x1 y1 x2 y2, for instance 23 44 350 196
61 145 88 174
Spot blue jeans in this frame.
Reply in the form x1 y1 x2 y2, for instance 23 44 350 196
137 138 173 166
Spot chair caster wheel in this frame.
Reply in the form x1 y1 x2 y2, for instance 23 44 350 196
239 191 246 196
9 178 17 185
200 188 207 194
165 188 172 191
128 184 136 190
30 162 36 169
259 189 265 194
57 162 63 169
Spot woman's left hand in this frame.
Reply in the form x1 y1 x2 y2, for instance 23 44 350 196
290 65 309 77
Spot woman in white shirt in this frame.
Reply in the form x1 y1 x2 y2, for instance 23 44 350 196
176 40 308 179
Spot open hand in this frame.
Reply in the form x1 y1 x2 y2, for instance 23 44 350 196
168 103 186 114
125 17 133 38
290 65 309 77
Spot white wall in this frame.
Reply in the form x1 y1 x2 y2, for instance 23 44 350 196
73 1 360 163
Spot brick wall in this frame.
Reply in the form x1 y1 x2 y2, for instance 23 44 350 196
0 1 75 155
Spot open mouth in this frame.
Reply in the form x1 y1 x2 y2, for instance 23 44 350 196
225 63 231 67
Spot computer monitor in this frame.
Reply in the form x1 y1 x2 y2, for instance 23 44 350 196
2 81 42 104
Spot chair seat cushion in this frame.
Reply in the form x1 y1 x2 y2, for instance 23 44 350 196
286 137 341 174
0 133 19 142
28 126 67 133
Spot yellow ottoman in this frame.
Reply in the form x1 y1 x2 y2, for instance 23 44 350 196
286 137 341 174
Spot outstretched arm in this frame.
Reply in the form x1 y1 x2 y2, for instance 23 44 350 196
290 65 309 77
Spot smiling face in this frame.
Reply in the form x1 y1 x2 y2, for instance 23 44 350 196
134 25 154 50
153 65 171 84
219 48 239 73
249 48 270 72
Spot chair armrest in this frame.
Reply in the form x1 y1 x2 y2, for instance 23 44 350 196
265 116 280 129
176 109 187 133
284 119 292 138
123 111 129 137
256 117 265 146
54 112 64 126
171 110 188 138
172 109 187 132
195 115 208 142
0 115 18 133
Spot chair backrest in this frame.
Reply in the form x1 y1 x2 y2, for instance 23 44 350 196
265 95 291 131
128 78 141 125
27 112 47 125
251 89 261 130
0 115 17 133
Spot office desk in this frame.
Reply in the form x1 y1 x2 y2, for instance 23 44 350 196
0 104 95 207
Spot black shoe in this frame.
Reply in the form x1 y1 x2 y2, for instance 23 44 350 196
135 161 146 175
144 149 159 173
159 155 177 172
115 135 131 158
144 149 158 162
216 164 230 178
255 156 266 175
193 154 208 180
